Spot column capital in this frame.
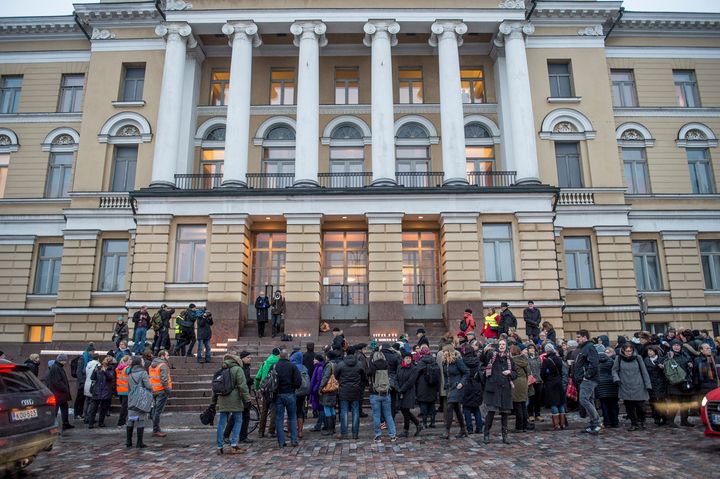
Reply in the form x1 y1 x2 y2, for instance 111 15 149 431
429 20 467 47
290 20 327 47
222 21 262 47
155 22 197 48
494 21 534 47
363 20 400 47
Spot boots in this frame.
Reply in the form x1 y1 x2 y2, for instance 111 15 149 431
297 418 304 439
483 412 494 444
126 424 134 448
551 414 560 430
414 422 423 437
501 414 511 444
429 411 436 428
136 427 147 449
559 413 567 430
321 415 333 436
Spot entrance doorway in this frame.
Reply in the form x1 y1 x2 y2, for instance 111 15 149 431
402 231 442 320
321 231 368 321
248 232 286 319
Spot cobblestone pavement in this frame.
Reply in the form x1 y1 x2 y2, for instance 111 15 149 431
23 414 720 479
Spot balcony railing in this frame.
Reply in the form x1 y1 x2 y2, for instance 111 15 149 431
99 192 132 208
318 172 373 188
246 173 294 189
558 189 595 205
396 171 445 188
175 173 222 190
468 171 516 187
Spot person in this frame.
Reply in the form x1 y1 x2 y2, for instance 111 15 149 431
498 302 517 335
114 340 131 363
215 352 252 454
153 305 175 355
416 346 440 428
319 350 340 436
396 352 422 437
335 347 366 440
196 310 214 364
461 309 476 336
368 349 397 442
254 292 271 338
540 343 566 430
526 344 544 422
441 342 469 439
511 345 531 433
331 327 345 352
612 343 652 431
523 301 542 344
46 353 74 431
695 343 719 396
574 329 601 435
416 328 430 349
461 346 483 434
83 352 101 423
254 348 280 437
24 353 40 376
148 349 172 437
645 345 668 426
126 356 152 449
542 321 557 344
482 338 517 444
302 343 316 379
236 351 255 444
73 343 95 421
381 342 401 419
87 356 115 428
132 305 151 354
182 304 201 357
116 355 131 427
274 348 302 448
290 350 309 438
270 290 286 338
309 353 326 432
665 339 695 427
597 346 620 429
482 307 500 339
112 316 129 348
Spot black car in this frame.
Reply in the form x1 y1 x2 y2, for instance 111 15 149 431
0 359 59 474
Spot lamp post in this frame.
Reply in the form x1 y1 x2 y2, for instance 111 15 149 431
638 293 648 332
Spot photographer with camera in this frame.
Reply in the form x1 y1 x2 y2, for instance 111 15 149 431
197 310 214 363
271 290 286 338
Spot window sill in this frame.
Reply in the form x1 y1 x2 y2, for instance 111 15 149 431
481 282 522 288
26 294 58 300
638 290 671 296
165 283 208 289
91 291 127 297
565 288 602 294
112 100 145 108
547 97 582 103
705 290 720 295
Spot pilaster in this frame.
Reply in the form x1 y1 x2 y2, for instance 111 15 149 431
284 213 322 334
440 213 482 326
367 213 404 335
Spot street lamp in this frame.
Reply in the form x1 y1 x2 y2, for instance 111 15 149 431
637 293 648 332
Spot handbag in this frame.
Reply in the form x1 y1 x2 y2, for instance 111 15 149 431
320 364 339 394
528 374 537 386
566 377 578 401
128 371 154 413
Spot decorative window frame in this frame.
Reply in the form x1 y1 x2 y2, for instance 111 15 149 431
0 128 20 153
321 115 371 145
41 127 79 153
98 111 152 144
539 108 596 141
463 114 501 146
676 122 718 148
616 122 655 148
394 115 439 146
253 116 297 147
194 117 227 148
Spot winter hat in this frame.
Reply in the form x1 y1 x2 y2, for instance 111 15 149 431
292 345 302 352
617 336 626 346
598 335 610 347
239 351 251 359
631 337 640 344
401 350 412 358
500 302 509 307
594 344 606 354
671 339 683 347
56 353 68 362
369 340 378 352
117 315 126 322
314 354 324 362
271 347 281 356
326 350 340 360
544 343 556 353
567 340 578 349
416 328 426 335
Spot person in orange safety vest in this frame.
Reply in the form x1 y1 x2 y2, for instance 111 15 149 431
148 349 172 437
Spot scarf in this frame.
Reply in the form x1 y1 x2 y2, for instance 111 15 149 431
485 351 512 377
699 354 717 382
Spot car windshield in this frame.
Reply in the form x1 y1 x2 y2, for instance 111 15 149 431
0 367 44 393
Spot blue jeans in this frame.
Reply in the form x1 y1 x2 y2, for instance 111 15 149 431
197 339 211 362
323 405 335 418
463 405 483 433
216 411 242 448
340 399 360 437
133 327 147 354
579 379 600 428
550 404 567 414
275 393 298 446
271 314 282 336
370 394 396 438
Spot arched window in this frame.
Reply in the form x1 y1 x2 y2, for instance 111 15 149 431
201 126 225 188
396 122 430 186
677 123 717 194
263 124 295 188
464 122 495 186
329 124 365 187
616 123 654 194
0 128 19 198
42 128 79 198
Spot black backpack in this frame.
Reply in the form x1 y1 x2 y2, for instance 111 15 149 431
70 356 80 379
212 367 235 396
459 318 468 332
260 365 279 402
425 362 440 386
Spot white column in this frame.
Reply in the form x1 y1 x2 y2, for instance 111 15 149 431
494 55 514 173
430 20 468 186
291 21 327 187
176 50 203 176
495 21 539 184
222 22 262 187
151 22 196 188
364 20 400 186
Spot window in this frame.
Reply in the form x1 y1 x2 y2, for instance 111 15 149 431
548 62 573 98
483 224 514 282
322 231 368 305
111 145 137 192
329 124 364 187
564 237 594 289
633 240 662 291
0 75 22 113
210 70 230 106
396 123 431 186
45 152 73 198
622 147 650 194
262 125 295 187
700 240 720 290
58 74 84 112
460 68 485 104
399 68 423 104
465 123 495 186
250 232 286 301
270 69 295 105
687 148 715 194
201 126 225 189
99 239 128 292
0 153 8 197
674 70 700 107
27 325 53 343
174 225 206 283
648 323 668 335
611 70 637 107
555 142 582 187
402 231 440 305
713 321 720 338
34 244 62 295
335 68 359 105
121 66 145 102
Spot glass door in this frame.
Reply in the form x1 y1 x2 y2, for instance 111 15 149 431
248 232 286 319
322 231 368 320
402 231 442 320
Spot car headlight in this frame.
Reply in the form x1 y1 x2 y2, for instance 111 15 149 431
701 396 708 408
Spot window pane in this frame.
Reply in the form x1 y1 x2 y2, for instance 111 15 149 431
483 224 511 240
548 63 569 75
399 69 422 79
577 252 593 288
272 70 295 80
178 225 206 241
329 147 364 160
465 146 494 159
565 237 589 251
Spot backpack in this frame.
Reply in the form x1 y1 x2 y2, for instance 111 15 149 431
70 356 80 379
459 318 468 332
150 311 162 331
425 362 440 386
663 357 687 385
260 365 279 402
373 368 390 394
212 367 235 396
296 368 310 396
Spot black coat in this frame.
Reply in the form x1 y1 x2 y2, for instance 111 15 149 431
596 354 619 399
197 314 214 341
335 355 366 402
442 354 469 404
331 334 345 352
275 359 302 395
396 364 419 409
573 341 600 383
416 335 430 349
91 367 115 401
523 307 541 337
24 359 39 376
540 353 564 407
482 351 517 411
381 346 401 389
645 356 668 399
461 354 484 408
415 355 440 403
254 296 270 322
667 350 695 396
46 362 71 403
499 309 517 335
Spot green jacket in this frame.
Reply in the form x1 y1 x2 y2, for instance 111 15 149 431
253 353 280 390
217 354 252 413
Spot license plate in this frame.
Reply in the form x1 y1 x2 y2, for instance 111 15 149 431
10 408 38 422
712 414 720 425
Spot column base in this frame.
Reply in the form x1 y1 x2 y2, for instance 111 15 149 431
206 301 246 344
515 177 542 185
221 179 247 188
370 178 397 187
443 177 469 186
292 179 320 188
149 180 176 188
285 301 320 335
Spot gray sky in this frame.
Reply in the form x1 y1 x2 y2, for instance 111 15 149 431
2 0 720 17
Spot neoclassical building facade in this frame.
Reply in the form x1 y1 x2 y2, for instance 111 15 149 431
0 0 718 353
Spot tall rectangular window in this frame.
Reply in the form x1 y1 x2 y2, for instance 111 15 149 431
622 147 650 194
633 240 662 291
174 225 206 283
0 75 22 113
483 224 514 282
402 231 440 305
700 239 720 290
0 153 9 198
399 68 423 104
687 148 715 194
210 70 230 106
34 244 63 295
27 325 53 343
45 152 73 198
335 68 359 105
674 70 700 107
58 74 84 112
564 237 594 289
548 62 573 98
250 232 286 301
611 69 637 107
270 69 295 105
121 65 145 102
99 239 128 292
460 68 485 104
555 142 582 187
111 145 137 192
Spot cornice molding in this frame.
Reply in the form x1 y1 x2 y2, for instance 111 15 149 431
614 107 720 118
0 51 90 64
0 16 81 38
605 47 720 59
197 103 497 117
615 12 720 36
0 112 83 124
75 2 162 29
